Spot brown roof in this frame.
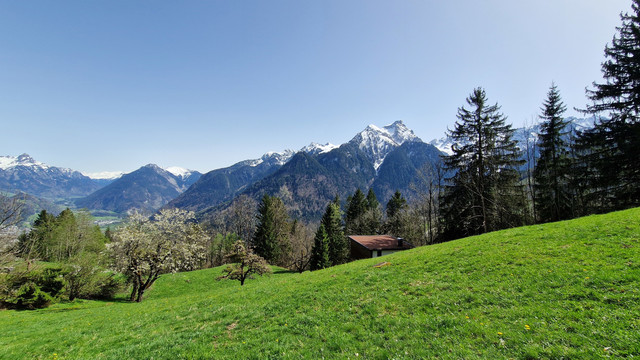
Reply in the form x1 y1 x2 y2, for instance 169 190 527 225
348 235 413 251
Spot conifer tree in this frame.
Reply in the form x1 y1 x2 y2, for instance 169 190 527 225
321 199 347 265
385 190 407 237
441 87 526 240
363 189 382 234
534 83 573 223
386 190 407 219
252 194 290 265
309 224 330 270
578 0 640 211
344 189 367 235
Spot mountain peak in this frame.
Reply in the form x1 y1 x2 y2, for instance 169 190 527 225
165 166 194 178
350 120 421 170
300 142 338 155
143 163 163 171
0 153 50 170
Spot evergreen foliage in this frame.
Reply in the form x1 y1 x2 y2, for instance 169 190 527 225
309 224 330 271
441 88 526 240
385 190 408 237
386 190 407 219
321 199 347 265
578 0 640 212
534 84 573 223
344 189 367 235
344 189 382 235
252 194 291 265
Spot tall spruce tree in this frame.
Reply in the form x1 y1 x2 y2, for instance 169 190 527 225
577 0 640 212
309 224 330 271
385 190 407 237
441 87 526 240
534 83 573 223
344 189 367 235
321 199 347 265
252 194 290 265
363 189 382 234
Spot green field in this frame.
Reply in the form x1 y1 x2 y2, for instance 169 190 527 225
1 208 639 359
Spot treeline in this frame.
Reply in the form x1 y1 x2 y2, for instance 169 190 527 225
434 0 640 240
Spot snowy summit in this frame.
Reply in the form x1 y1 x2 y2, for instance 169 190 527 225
349 120 421 170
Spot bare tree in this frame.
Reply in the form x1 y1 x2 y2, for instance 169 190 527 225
522 116 538 223
410 160 445 245
288 220 313 273
0 193 25 264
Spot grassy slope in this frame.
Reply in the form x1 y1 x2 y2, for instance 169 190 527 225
1 208 639 359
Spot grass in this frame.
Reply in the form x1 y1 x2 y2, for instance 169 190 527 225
1 208 639 359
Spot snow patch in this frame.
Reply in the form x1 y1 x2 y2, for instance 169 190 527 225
301 142 338 155
83 171 124 180
164 166 193 178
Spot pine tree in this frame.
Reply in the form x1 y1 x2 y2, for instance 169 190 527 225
363 189 382 234
385 190 407 237
578 0 640 212
534 83 573 223
344 189 367 235
321 200 347 265
309 224 330 270
386 190 407 219
441 87 526 240
252 194 290 265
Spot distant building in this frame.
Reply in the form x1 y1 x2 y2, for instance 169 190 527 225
349 235 414 260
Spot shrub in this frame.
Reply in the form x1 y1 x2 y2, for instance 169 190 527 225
0 263 65 309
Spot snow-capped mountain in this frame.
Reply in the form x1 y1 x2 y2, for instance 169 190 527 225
169 120 443 220
349 120 421 169
246 149 296 167
0 154 101 199
0 153 54 171
301 142 339 155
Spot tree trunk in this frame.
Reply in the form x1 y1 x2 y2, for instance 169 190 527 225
129 277 139 302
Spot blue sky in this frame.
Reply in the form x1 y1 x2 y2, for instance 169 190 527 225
0 0 631 174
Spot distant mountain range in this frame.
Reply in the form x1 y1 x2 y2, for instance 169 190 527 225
171 120 442 221
0 154 101 199
1 117 598 222
75 164 201 214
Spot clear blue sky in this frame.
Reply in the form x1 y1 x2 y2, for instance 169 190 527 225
0 0 631 174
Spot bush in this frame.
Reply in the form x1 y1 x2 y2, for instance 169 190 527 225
0 264 65 309
4 282 53 309
91 272 126 299
63 253 125 301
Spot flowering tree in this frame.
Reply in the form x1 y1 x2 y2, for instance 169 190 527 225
109 209 208 302
218 240 271 286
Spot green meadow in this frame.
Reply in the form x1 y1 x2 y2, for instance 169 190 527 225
1 208 639 359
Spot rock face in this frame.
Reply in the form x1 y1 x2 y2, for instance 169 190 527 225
0 154 101 199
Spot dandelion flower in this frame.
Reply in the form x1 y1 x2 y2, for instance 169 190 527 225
525 324 531 330
497 332 503 335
